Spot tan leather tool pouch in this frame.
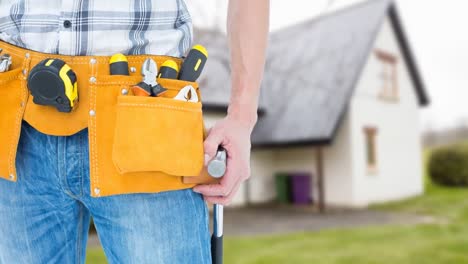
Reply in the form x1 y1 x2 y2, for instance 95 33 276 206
88 74 215 197
0 66 27 182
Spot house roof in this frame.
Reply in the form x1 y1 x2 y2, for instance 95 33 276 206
194 0 429 148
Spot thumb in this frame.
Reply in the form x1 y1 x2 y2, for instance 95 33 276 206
203 128 224 166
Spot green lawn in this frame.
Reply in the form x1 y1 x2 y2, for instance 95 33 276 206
86 150 468 263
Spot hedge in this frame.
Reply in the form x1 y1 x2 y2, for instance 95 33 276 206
429 144 468 187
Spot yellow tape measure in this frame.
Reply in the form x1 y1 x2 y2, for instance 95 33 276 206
27 59 78 113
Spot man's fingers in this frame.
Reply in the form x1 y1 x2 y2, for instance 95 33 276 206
204 196 231 206
193 183 225 196
204 182 241 206
193 180 232 197
193 160 238 196
203 128 224 165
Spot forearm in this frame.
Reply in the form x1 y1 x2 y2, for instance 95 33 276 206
227 0 270 131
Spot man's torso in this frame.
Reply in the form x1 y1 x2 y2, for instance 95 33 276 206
0 0 192 56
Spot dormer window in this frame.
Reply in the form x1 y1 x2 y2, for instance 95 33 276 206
375 49 398 101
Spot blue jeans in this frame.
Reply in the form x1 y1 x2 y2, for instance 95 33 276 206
0 121 211 264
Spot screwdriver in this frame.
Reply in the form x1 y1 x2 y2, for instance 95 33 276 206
158 60 179 79
109 53 130 75
179 44 208 82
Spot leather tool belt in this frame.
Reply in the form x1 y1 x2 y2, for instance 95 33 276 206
0 40 215 197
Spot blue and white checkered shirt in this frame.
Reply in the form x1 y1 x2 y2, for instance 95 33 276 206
0 0 193 57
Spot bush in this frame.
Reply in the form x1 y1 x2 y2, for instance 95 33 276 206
429 144 468 187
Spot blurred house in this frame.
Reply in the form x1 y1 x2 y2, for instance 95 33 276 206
197 0 429 208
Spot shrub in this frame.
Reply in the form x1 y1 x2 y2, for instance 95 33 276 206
429 144 468 187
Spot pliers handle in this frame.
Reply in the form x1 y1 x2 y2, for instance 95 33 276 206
131 58 167 96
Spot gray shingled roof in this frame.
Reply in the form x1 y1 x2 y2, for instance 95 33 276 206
195 0 428 147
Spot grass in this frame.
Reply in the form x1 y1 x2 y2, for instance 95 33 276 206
86 250 107 264
85 148 468 263
213 182 468 264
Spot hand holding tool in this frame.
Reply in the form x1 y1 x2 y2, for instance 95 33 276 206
109 53 129 75
158 60 179 79
132 58 167 96
208 147 227 264
179 44 208 82
27 59 78 113
173 85 199 102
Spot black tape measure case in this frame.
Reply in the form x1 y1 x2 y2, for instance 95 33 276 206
27 59 78 113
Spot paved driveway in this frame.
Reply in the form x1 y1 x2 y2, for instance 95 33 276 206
87 205 435 247
221 205 435 236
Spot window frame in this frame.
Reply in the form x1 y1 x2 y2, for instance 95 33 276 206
375 49 399 102
363 126 378 174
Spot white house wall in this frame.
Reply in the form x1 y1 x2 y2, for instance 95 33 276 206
323 112 355 207
271 148 319 203
249 150 276 204
349 16 424 206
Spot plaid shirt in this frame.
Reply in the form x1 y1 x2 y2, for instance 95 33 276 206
0 0 193 57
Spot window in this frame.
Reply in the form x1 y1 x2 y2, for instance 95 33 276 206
363 126 378 172
375 49 398 101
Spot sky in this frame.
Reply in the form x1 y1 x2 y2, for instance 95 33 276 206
186 0 468 132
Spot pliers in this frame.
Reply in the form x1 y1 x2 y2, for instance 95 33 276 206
0 54 12 73
173 85 199 102
132 58 167 96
